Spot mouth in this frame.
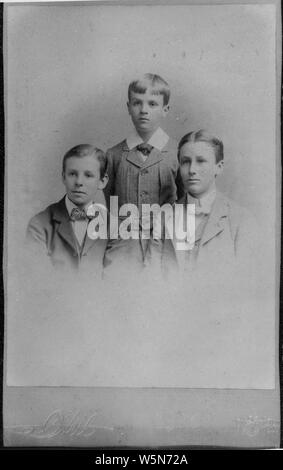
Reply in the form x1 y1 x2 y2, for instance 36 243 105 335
188 179 200 183
139 117 149 122
72 191 86 195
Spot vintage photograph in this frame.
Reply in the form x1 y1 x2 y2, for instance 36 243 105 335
3 1 280 447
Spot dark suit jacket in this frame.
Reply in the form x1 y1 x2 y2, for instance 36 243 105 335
105 137 179 210
26 197 107 275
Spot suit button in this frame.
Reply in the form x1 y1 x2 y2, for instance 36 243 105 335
141 169 149 175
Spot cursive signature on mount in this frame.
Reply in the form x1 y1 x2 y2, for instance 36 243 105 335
15 410 115 439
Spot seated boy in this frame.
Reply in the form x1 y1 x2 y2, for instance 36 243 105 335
104 73 179 271
27 144 108 275
150 130 259 278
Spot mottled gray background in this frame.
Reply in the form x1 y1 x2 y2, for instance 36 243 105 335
6 3 276 222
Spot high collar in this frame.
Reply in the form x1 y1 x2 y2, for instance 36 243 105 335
126 127 169 151
186 188 217 212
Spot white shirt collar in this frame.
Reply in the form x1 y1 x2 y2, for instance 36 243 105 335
126 127 169 151
187 187 217 210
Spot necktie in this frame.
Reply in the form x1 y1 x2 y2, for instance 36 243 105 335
70 208 88 221
136 143 153 156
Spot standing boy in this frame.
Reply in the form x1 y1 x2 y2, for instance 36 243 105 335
104 73 179 270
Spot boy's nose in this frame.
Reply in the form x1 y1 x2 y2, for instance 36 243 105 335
189 164 197 175
140 103 149 113
75 176 84 185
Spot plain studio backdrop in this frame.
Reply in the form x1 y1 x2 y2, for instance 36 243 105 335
5 3 277 390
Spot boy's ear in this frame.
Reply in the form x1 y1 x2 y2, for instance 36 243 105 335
215 160 224 177
163 104 170 116
127 102 130 114
62 171 66 184
98 174 109 190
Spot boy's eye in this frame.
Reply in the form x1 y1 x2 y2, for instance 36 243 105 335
149 102 158 107
181 159 191 165
85 173 94 178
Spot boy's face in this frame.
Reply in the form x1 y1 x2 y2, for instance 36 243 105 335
127 88 169 136
179 141 224 198
62 155 108 208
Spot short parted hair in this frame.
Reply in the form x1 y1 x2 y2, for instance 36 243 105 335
178 130 224 164
62 144 107 179
128 73 170 106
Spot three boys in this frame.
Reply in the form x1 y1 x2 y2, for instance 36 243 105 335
27 75 256 277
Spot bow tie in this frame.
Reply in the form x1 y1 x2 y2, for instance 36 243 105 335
136 143 153 156
70 207 92 222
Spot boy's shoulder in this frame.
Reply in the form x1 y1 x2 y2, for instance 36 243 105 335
28 197 67 227
162 136 178 161
214 192 258 240
218 192 254 219
106 139 127 156
164 135 178 150
176 191 255 225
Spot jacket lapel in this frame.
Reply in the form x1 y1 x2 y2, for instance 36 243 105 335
200 193 229 246
125 144 144 168
82 233 101 255
125 141 165 169
126 150 144 168
52 198 78 253
166 193 228 250
82 209 109 255
142 147 164 169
